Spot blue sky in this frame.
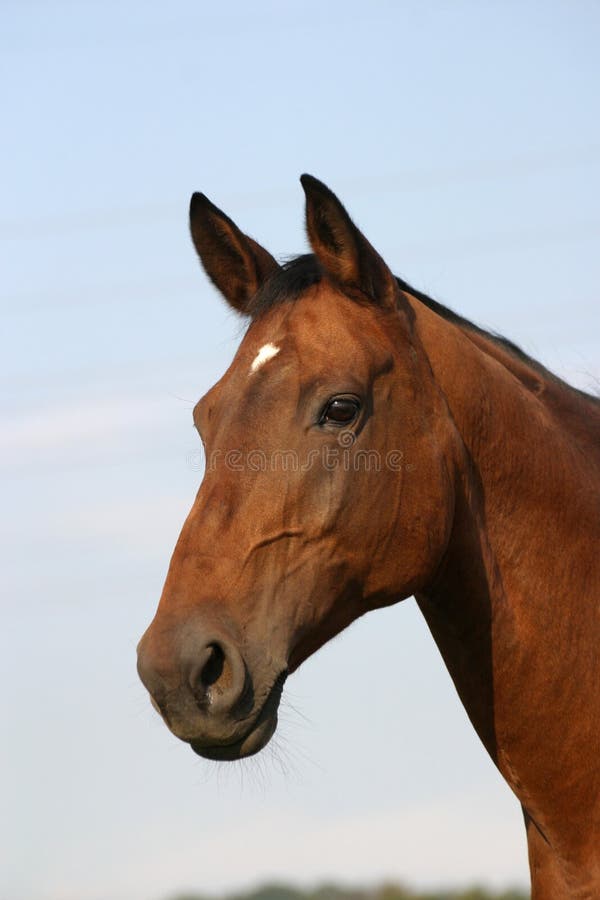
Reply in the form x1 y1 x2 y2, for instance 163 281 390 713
2 3 599 899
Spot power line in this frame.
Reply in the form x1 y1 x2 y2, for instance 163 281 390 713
2 218 599 316
1 146 599 241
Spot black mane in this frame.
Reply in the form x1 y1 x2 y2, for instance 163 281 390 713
249 254 323 318
248 254 598 406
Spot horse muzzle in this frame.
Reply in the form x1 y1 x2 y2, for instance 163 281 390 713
136 616 287 759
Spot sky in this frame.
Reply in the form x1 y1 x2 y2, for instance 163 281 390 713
2 2 600 899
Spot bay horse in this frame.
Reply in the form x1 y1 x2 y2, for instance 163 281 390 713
137 176 600 898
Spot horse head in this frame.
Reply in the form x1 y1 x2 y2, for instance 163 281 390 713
136 176 457 760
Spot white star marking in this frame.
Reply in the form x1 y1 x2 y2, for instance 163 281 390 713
250 343 280 374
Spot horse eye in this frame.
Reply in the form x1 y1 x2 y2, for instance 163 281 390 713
320 397 360 425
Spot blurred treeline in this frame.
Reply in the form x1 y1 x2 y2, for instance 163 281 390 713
170 882 528 900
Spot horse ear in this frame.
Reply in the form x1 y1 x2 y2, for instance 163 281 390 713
300 174 397 307
189 193 280 314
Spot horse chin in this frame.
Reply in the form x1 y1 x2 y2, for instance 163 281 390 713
188 670 286 761
190 711 278 761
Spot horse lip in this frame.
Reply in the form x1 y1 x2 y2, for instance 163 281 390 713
190 669 287 760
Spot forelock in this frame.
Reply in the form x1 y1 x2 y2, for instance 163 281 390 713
247 254 323 319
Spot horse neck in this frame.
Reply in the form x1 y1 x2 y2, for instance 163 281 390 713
408 296 600 824
412 298 600 602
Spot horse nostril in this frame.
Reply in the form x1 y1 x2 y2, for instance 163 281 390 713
199 642 225 689
188 638 246 714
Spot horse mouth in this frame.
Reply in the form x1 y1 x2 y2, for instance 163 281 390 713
189 671 286 761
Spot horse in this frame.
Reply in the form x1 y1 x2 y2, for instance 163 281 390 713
136 175 600 898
